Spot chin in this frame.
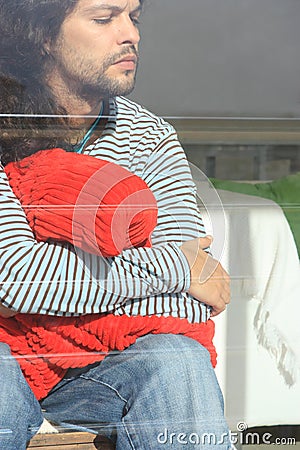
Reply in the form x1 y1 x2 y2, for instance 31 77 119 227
83 71 136 99
104 76 136 98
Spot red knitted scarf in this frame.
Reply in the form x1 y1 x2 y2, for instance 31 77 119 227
1 149 216 400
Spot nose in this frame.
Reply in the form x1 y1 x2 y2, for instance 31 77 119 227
116 14 140 46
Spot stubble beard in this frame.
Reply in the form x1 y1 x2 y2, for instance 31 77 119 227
67 47 139 101
79 65 138 100
46 41 139 108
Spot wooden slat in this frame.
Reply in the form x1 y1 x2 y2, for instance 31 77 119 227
27 432 115 449
28 445 96 450
29 432 95 445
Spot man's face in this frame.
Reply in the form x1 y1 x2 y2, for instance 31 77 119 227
47 0 141 100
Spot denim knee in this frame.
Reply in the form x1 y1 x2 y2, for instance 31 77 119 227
0 341 40 408
0 342 12 356
136 333 212 372
131 334 227 427
0 342 26 394
0 342 25 382
0 342 43 444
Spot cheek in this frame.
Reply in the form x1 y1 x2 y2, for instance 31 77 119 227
66 22 114 53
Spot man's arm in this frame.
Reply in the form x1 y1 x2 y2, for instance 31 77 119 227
0 161 190 315
0 131 229 316
180 237 230 316
121 128 229 316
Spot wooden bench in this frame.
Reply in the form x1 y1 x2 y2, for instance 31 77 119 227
27 432 115 450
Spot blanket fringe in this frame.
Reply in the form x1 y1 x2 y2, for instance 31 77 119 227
254 301 299 386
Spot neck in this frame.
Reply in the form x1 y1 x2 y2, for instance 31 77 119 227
66 100 103 130
58 93 103 129
46 72 103 129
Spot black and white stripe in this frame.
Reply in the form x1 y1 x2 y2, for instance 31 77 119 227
0 97 209 323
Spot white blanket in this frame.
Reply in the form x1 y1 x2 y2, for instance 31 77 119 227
193 177 300 426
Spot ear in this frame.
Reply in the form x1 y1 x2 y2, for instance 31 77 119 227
42 40 51 56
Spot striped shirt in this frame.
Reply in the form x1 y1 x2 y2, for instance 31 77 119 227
0 96 210 323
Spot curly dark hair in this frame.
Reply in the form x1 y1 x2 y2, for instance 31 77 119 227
0 0 80 164
0 0 145 165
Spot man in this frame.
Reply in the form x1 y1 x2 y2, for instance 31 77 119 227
0 1 231 449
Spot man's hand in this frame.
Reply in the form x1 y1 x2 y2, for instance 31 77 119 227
0 303 17 318
180 236 230 316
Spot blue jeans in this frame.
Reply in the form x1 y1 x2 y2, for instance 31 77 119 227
0 343 43 449
0 335 231 449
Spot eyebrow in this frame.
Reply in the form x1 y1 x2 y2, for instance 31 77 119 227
81 3 142 15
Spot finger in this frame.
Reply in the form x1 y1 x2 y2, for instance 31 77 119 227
210 303 226 317
223 270 231 284
0 304 17 318
209 294 227 313
223 282 231 299
221 291 231 305
224 295 231 305
198 235 213 249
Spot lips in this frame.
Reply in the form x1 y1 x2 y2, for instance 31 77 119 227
113 55 137 70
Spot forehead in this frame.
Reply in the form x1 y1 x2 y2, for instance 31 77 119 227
72 0 142 13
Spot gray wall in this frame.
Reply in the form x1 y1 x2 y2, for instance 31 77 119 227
130 0 300 118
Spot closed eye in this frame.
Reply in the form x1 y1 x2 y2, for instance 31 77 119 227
91 5 142 27
130 13 141 26
93 17 113 24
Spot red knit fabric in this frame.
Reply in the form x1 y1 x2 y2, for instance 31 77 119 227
0 314 216 400
1 149 217 401
4 148 158 256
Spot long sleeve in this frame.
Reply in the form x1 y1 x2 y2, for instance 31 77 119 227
111 135 209 320
0 162 191 315
0 97 207 320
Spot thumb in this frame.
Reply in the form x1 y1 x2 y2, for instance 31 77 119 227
198 235 213 249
